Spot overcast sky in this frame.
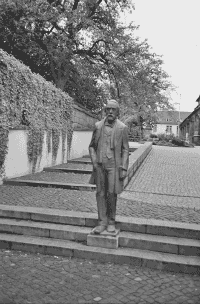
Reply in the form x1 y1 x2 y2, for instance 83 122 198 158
128 0 200 112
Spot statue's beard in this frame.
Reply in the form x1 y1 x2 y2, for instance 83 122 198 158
107 115 115 122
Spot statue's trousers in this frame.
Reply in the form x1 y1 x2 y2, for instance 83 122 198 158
95 158 117 226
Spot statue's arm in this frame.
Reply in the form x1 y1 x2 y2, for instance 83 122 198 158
121 125 129 172
89 128 98 169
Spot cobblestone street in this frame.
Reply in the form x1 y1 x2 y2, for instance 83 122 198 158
0 249 200 304
0 145 200 303
121 146 200 211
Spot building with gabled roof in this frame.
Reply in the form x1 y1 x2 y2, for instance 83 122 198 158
152 110 191 136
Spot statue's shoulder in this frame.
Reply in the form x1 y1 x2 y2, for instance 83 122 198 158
116 119 127 129
95 119 104 129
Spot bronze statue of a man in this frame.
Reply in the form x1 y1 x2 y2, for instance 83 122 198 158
89 99 129 234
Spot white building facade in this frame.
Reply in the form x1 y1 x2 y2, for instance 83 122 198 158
152 111 191 136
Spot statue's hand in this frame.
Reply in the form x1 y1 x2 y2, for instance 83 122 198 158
93 162 98 170
119 167 127 180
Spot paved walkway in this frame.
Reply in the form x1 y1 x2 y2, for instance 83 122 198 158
1 145 200 303
1 249 200 304
121 145 200 211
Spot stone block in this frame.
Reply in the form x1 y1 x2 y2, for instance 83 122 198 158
117 222 145 233
12 242 46 254
0 219 50 238
0 209 30 220
146 225 200 240
50 229 77 241
14 225 50 238
85 218 98 227
119 233 178 254
45 246 73 257
49 225 90 242
142 258 164 271
179 245 200 256
0 240 10 250
87 229 120 249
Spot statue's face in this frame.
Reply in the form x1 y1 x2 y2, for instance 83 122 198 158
105 106 118 123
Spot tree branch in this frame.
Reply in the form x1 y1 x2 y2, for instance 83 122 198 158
88 0 103 18
72 0 80 11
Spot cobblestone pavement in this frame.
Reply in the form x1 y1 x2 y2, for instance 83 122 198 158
1 184 200 224
1 146 200 303
0 249 200 304
121 146 200 211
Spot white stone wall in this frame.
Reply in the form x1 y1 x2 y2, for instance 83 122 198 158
3 129 67 179
70 131 92 159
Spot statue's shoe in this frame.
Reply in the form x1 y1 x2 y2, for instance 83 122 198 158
93 225 107 234
107 224 115 233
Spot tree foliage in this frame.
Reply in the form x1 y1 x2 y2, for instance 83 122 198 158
0 0 174 116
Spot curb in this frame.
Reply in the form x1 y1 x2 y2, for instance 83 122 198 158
124 142 152 188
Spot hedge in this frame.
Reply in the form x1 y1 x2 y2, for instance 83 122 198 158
0 49 73 174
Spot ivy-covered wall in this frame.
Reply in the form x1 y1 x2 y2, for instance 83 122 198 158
0 49 73 176
73 103 98 130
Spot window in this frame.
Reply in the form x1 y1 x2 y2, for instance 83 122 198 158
166 125 172 133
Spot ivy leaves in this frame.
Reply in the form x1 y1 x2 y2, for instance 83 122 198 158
0 49 73 174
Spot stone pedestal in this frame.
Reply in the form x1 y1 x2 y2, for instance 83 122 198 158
87 229 120 249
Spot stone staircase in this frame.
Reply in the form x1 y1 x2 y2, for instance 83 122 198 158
2 143 199 274
0 204 200 275
3 144 149 191
4 157 96 191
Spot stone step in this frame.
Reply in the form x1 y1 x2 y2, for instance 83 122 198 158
43 167 92 174
119 232 200 256
3 179 96 191
0 218 91 242
0 205 200 240
0 233 200 275
68 158 92 164
0 218 199 256
45 162 93 170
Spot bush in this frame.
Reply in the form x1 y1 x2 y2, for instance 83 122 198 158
150 133 158 138
171 138 184 146
157 133 175 142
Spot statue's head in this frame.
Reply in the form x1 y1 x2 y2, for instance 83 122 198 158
105 99 119 123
